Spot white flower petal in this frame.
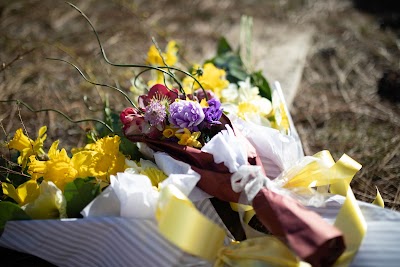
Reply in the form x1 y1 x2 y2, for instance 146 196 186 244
22 181 67 219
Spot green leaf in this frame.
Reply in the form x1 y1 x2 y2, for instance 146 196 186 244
107 111 143 160
105 108 121 134
120 137 143 161
91 96 122 140
0 202 31 231
251 71 272 100
64 178 100 218
208 52 249 84
228 65 248 82
213 53 242 69
217 37 232 55
207 34 273 101
95 108 117 139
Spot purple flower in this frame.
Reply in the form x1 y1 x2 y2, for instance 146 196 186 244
144 100 167 128
202 98 223 126
168 100 205 130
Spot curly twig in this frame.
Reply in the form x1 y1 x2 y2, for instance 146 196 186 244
0 99 114 133
1 48 35 73
46 57 137 109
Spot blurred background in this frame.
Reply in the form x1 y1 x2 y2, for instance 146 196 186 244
1 0 400 209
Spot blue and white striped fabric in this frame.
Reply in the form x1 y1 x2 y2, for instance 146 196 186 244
308 196 400 267
0 217 197 266
0 199 224 267
1 197 400 266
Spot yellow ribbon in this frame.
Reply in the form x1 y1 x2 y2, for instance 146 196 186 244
372 187 384 208
155 151 378 267
229 202 256 225
156 184 308 266
283 151 356 189
215 236 311 267
156 184 225 262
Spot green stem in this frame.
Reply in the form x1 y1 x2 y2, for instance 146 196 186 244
46 57 137 108
0 99 114 133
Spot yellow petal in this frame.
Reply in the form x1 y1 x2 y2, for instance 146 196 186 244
191 131 201 139
27 155 47 179
47 140 60 159
16 180 40 205
2 180 40 206
7 128 32 152
163 128 176 138
38 126 47 138
71 151 95 178
200 98 208 108
2 183 22 204
141 167 167 187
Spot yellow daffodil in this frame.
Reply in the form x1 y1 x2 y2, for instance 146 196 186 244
237 102 259 118
72 136 126 182
124 159 167 188
85 136 121 155
140 167 167 187
2 180 40 206
270 102 290 134
175 128 202 148
182 63 229 98
162 125 178 139
28 140 78 191
270 89 290 134
146 41 178 86
147 40 178 66
7 126 47 168
22 181 67 219
88 152 126 181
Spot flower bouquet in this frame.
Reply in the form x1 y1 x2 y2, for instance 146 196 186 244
1 3 400 267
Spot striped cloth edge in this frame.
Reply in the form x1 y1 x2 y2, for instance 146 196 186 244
2 197 400 266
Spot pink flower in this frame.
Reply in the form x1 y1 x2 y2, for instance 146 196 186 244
120 107 145 136
120 107 139 125
120 107 162 139
138 84 179 108
144 100 167 129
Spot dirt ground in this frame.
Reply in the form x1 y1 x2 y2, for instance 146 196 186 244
1 0 400 208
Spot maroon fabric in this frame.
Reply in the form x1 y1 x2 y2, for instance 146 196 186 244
252 188 345 267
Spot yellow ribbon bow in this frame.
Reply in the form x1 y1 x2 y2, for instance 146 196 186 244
282 151 382 266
